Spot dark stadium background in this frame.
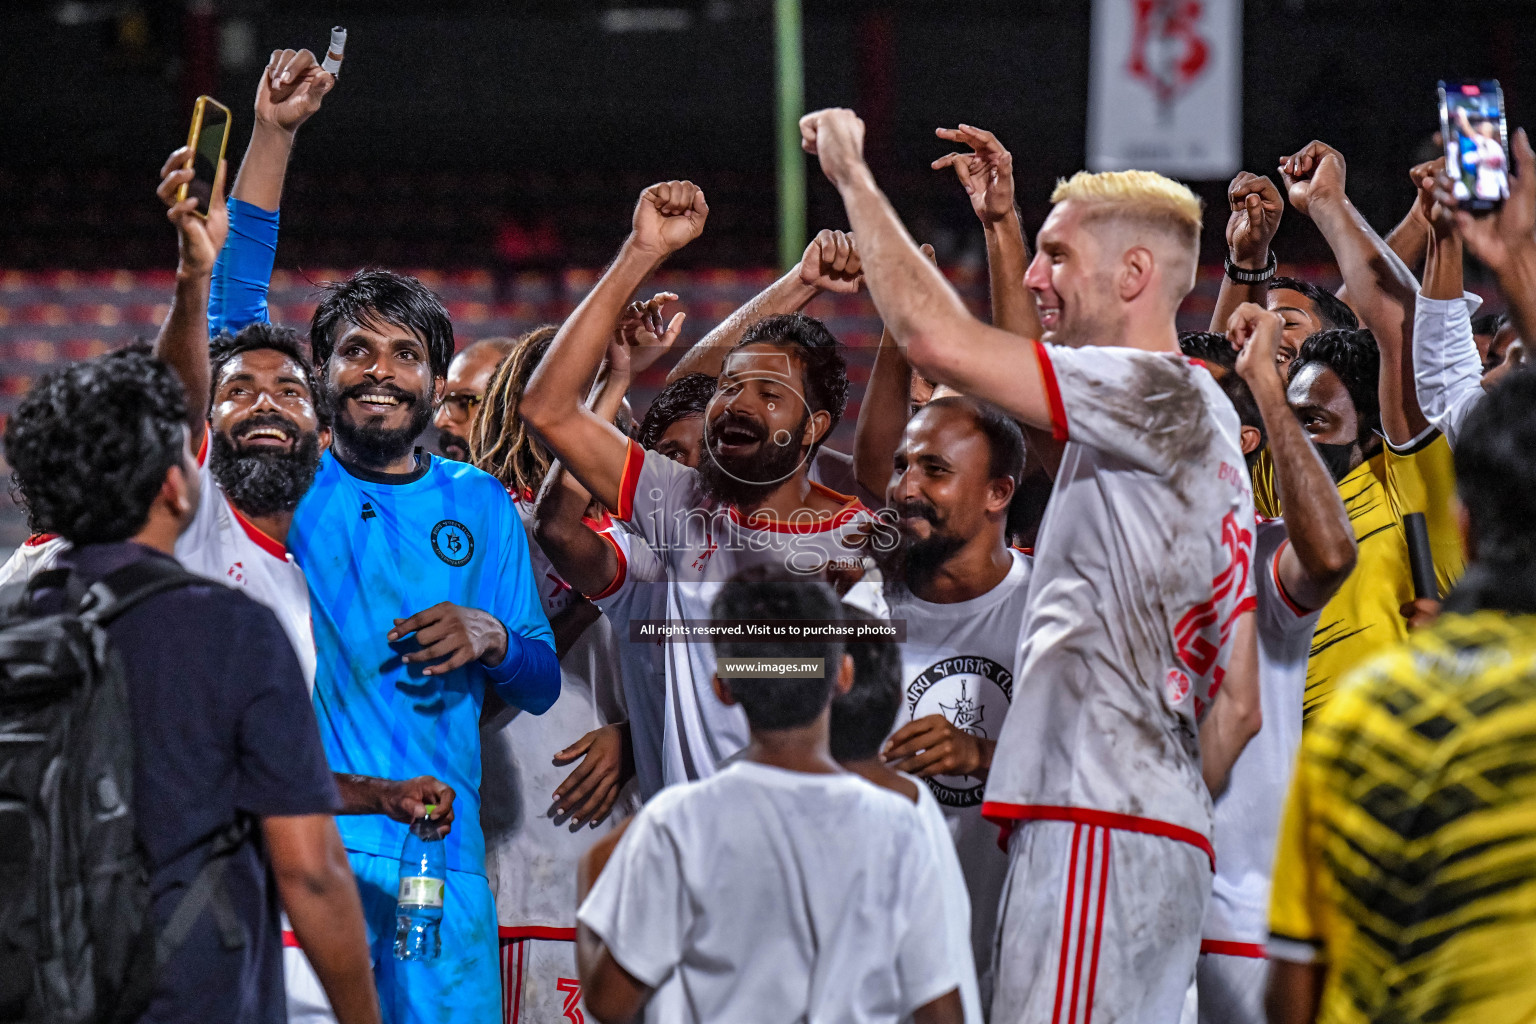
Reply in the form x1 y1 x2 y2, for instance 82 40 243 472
0 0 1531 546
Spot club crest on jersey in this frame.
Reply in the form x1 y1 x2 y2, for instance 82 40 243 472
431 519 474 567
907 656 1013 807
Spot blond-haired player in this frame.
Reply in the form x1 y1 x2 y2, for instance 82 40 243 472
803 108 1260 1023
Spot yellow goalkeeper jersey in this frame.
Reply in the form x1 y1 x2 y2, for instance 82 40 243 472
1303 432 1464 719
1269 610 1536 1024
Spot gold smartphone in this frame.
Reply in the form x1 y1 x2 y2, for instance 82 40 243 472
177 95 232 218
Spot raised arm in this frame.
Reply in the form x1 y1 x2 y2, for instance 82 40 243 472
521 182 706 511
801 108 1054 429
211 45 337 334
1280 141 1426 446
1442 127 1536 349
154 148 228 434
932 124 1040 338
666 228 861 382
1209 172 1284 334
1229 304 1356 610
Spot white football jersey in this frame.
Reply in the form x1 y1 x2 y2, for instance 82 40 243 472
615 441 876 786
913 781 985 1024
1202 518 1318 949
983 343 1256 855
845 548 1031 984
589 519 670 801
0 438 316 689
480 497 634 933
577 760 959 1024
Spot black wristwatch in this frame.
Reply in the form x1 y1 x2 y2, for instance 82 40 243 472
1224 250 1277 284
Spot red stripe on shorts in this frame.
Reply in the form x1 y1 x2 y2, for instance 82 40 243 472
1051 823 1082 1024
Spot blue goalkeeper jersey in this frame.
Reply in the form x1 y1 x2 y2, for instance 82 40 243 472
290 450 559 874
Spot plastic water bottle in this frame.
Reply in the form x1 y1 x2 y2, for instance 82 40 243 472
393 807 445 961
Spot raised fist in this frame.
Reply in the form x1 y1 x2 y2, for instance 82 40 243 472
1278 141 1347 218
256 47 336 134
1224 172 1283 267
799 108 867 187
630 181 709 258
1225 302 1285 384
798 229 863 294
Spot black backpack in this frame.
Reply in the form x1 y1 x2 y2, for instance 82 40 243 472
0 558 252 1024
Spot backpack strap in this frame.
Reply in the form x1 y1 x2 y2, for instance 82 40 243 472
78 558 203 626
154 817 254 963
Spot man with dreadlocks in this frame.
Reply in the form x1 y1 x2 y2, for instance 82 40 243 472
470 302 677 1024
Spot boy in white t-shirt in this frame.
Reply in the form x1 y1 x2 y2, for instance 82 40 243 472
576 576 963 1024
831 611 983 1023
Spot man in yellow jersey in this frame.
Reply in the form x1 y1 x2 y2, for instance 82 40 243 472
1283 328 1462 716
1275 140 1464 717
1265 369 1536 1024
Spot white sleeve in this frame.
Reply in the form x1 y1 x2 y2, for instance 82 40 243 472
1037 343 1218 474
576 805 691 989
0 537 70 589
614 440 705 556
1412 292 1485 450
895 832 962 1014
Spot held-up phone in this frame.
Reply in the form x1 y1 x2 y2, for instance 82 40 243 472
1438 79 1510 212
177 96 232 218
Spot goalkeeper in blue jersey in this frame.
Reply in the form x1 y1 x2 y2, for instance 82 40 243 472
208 143 559 1024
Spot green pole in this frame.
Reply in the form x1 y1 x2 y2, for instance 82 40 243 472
775 0 805 270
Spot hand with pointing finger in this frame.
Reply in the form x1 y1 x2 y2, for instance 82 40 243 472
931 124 1016 226
390 602 508 676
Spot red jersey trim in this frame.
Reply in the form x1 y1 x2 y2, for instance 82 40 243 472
585 528 629 601
23 533 60 547
195 426 209 468
227 499 288 560
1200 939 1267 959
282 930 300 948
1032 341 1069 442
980 802 1215 870
616 440 645 522
1270 541 1312 618
727 482 867 535
498 925 577 942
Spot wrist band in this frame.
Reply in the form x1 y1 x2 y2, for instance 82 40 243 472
1225 251 1277 285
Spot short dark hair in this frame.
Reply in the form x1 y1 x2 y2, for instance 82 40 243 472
1179 332 1262 437
1268 276 1359 331
1454 369 1536 564
6 348 188 543
1289 328 1380 441
639 373 716 451
1470 311 1508 339
309 269 456 379
711 569 846 732
829 609 903 762
209 322 330 427
730 313 850 453
922 395 1026 485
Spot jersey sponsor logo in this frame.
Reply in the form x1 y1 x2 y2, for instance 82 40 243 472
907 655 1013 807
360 501 377 521
227 560 245 585
430 519 474 567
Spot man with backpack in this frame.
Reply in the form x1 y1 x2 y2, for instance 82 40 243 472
0 349 379 1024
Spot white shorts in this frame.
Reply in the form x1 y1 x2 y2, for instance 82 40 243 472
1195 944 1268 1024
499 929 588 1024
282 931 336 1024
991 818 1210 1024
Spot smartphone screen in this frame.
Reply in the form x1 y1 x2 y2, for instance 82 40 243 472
186 99 230 216
1439 79 1510 210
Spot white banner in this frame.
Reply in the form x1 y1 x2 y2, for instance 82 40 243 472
1087 0 1242 180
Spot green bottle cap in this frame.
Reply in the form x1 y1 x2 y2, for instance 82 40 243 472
423 804 437 816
